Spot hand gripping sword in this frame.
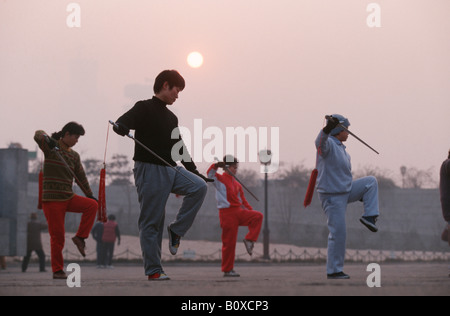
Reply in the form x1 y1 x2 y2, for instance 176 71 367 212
214 157 260 202
109 120 195 184
325 115 380 155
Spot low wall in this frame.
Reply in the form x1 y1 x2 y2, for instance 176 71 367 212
26 181 449 252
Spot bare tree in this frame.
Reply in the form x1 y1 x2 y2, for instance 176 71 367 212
274 164 311 242
83 158 102 187
400 166 436 189
354 165 397 189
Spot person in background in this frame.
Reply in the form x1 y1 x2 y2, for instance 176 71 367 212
101 214 121 269
22 212 47 273
439 149 450 278
91 221 105 268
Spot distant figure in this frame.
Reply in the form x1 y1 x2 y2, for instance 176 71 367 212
101 215 121 268
439 149 450 247
22 212 47 272
207 155 263 277
91 221 105 268
0 256 6 270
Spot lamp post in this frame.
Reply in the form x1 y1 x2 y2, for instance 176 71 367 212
259 149 272 260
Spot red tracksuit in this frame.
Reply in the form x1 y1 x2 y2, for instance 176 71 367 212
207 164 263 272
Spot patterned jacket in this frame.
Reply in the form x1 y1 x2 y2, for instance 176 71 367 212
34 130 93 201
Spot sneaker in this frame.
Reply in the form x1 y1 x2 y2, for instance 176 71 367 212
148 272 170 281
327 272 350 279
53 270 68 280
243 239 254 256
71 236 86 257
360 216 378 232
167 226 181 255
224 270 240 277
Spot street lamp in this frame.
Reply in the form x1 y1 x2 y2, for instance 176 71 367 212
259 149 272 260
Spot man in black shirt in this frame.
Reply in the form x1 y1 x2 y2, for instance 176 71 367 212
440 149 450 247
113 70 209 280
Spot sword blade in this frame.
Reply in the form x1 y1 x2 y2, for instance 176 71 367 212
339 124 379 155
325 115 379 155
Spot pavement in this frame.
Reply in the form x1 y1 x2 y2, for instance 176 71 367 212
1 261 449 296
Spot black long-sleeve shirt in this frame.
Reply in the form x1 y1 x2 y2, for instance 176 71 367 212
115 97 197 172
440 158 450 222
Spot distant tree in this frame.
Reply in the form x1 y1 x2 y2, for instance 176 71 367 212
109 154 133 185
400 166 436 189
354 166 397 189
274 164 311 242
236 168 261 188
108 153 134 215
83 158 103 187
277 164 310 188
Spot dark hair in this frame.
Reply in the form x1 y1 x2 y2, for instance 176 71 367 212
153 70 185 94
51 122 85 139
223 155 239 166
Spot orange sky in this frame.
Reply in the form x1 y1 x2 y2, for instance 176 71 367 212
1 0 449 183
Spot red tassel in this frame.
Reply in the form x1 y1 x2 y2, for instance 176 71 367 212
303 169 318 208
97 167 107 222
37 169 43 210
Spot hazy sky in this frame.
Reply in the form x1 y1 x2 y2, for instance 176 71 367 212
1 0 449 182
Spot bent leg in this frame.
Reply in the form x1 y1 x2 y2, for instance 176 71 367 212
238 209 263 242
349 176 380 217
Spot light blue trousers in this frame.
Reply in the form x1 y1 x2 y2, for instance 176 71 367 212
133 162 207 276
319 176 379 275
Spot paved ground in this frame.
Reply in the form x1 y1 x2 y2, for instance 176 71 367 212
1 261 448 296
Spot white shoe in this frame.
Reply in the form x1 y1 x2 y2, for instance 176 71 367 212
168 226 181 255
224 270 240 277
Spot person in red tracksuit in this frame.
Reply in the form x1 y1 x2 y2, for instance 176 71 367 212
207 156 263 277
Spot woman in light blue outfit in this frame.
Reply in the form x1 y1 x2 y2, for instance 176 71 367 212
316 115 379 279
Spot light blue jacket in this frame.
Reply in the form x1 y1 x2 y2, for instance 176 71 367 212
315 130 352 194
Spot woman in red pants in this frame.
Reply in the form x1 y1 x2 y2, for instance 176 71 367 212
207 156 263 277
34 122 97 279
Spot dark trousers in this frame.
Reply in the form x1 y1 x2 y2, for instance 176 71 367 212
103 242 115 266
97 242 115 266
22 249 46 272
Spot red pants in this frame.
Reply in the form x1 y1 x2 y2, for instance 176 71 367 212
43 195 97 272
219 207 263 272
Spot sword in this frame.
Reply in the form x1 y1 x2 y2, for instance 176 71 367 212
325 115 380 155
214 157 260 202
109 120 195 184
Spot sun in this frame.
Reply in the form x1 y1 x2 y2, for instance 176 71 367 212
187 52 204 68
